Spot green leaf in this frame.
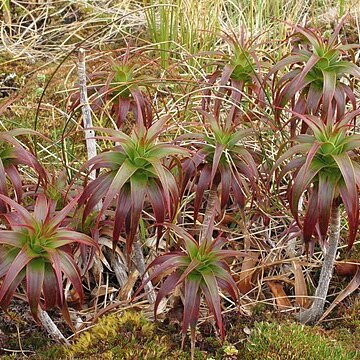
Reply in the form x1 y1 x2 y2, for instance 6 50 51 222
100 159 138 220
321 69 337 121
164 223 199 259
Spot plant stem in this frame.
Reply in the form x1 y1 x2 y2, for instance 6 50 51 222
133 237 156 304
199 187 217 245
297 204 341 324
78 49 97 180
38 307 69 345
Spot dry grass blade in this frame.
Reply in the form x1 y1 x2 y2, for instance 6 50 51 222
0 93 20 116
238 255 258 294
118 268 139 302
0 1 146 62
267 281 292 310
318 266 360 322
292 260 308 308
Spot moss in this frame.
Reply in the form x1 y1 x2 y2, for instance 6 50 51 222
329 298 360 353
66 311 177 360
245 321 358 360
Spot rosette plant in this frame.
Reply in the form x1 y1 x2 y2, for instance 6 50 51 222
135 222 250 359
274 109 360 323
0 194 97 323
204 33 265 123
0 129 47 211
69 50 152 129
98 59 153 129
271 18 360 127
181 108 258 226
78 116 189 256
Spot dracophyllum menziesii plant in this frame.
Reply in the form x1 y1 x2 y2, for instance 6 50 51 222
271 17 360 134
69 48 153 130
135 221 252 360
78 116 189 301
203 32 265 125
0 194 98 340
0 129 47 211
79 116 189 253
181 107 259 239
274 109 360 324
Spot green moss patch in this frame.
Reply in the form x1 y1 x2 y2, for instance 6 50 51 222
245 321 358 360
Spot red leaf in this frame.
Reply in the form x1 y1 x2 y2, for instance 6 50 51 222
201 272 224 338
0 248 18 278
47 195 79 230
99 159 137 221
290 142 321 223
127 176 147 255
219 165 231 209
321 70 336 122
194 165 211 222
0 270 25 309
154 271 181 319
26 258 45 318
279 53 320 108
47 250 65 305
59 252 84 303
210 144 225 188
42 264 59 309
302 186 319 250
147 181 165 246
82 174 113 220
0 247 30 305
134 255 188 297
318 174 336 240
0 231 23 247
113 185 131 245
175 259 202 287
55 230 97 248
146 159 172 215
182 276 201 335
4 163 22 202
0 194 32 224
34 194 49 223
213 266 239 301
333 153 359 248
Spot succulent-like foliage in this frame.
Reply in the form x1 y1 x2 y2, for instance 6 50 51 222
274 110 360 253
69 50 152 129
79 117 188 254
0 194 97 321
98 58 153 129
272 18 360 126
137 224 249 351
204 34 264 122
181 109 258 221
0 129 47 211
